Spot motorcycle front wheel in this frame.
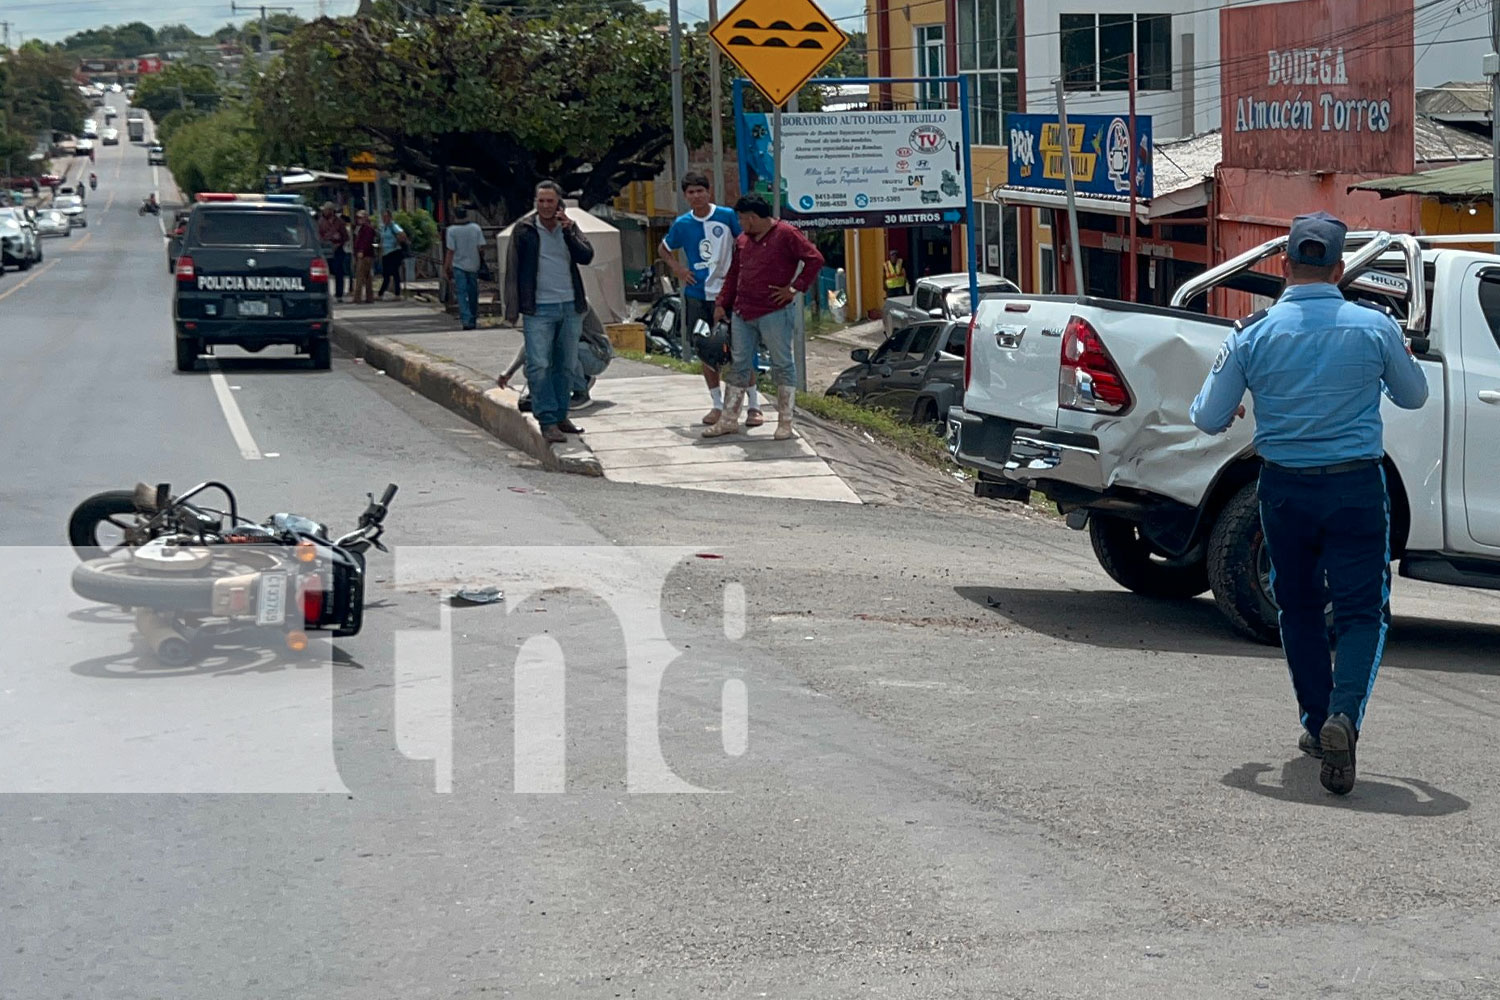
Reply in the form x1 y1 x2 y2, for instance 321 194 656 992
68 490 149 561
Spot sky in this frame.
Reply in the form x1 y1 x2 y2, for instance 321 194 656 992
4 0 1485 89
6 0 868 44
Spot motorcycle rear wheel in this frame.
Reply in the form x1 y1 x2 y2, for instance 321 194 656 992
72 549 288 612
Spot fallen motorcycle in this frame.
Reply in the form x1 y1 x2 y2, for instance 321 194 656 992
69 480 396 666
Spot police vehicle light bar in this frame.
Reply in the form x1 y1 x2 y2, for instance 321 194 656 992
195 193 304 204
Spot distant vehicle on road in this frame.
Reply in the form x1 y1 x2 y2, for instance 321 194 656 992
104 105 118 120
826 319 968 428
54 195 87 228
173 193 334 371
82 120 99 139
127 119 145 142
35 209 71 238
75 139 95 156
102 128 120 145
148 145 166 166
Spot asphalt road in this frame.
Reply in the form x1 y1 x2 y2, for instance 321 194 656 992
3 99 1500 1000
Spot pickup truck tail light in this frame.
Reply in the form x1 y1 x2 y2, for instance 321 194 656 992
310 257 329 284
963 313 978 391
174 255 195 282
1059 315 1131 413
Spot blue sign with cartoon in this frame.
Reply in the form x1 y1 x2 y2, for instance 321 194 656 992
1005 113 1153 200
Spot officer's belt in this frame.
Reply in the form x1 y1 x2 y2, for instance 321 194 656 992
1263 458 1381 476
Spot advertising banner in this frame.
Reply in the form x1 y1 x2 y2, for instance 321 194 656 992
1220 0 1415 175
737 109 968 230
1004 113 1154 199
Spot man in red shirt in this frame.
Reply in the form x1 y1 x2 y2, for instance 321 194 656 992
351 209 379 304
706 194 824 440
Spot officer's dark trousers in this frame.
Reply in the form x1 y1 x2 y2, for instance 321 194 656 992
1259 463 1391 736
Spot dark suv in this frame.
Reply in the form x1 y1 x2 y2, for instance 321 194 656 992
172 196 331 372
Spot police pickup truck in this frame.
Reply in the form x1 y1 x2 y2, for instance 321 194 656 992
172 193 331 372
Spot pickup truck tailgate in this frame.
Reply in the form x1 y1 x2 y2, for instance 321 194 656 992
962 297 1077 429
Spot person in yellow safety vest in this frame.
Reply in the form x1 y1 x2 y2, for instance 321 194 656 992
884 250 909 295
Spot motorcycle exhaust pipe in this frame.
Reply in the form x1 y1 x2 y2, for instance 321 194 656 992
134 609 194 666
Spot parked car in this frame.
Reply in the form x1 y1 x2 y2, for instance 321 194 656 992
54 194 87 228
826 319 967 427
101 127 120 146
148 144 166 165
1 175 40 195
951 229 1500 643
0 210 41 269
38 173 63 189
35 208 71 238
883 272 1021 338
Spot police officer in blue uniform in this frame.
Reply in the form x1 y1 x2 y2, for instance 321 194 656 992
1189 212 1429 795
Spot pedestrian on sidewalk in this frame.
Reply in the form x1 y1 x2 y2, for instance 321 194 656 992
317 202 350 302
705 193 824 441
445 206 486 331
1189 212 1429 796
351 210 378 304
884 249 910 295
502 180 595 444
377 209 408 300
659 171 762 427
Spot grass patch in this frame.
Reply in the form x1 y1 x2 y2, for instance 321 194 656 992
617 348 701 375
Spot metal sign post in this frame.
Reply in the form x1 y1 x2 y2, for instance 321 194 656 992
1054 79 1086 297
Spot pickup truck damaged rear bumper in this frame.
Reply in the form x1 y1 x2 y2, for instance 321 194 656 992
948 407 1104 493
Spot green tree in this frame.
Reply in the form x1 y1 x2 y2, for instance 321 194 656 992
255 3 717 220
62 22 160 58
134 64 222 118
164 105 267 198
3 47 89 137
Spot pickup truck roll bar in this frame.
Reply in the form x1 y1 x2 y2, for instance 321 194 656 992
1170 230 1427 334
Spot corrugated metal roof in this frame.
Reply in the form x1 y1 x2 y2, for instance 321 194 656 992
1349 159 1494 198
1417 82 1491 116
1413 114 1492 162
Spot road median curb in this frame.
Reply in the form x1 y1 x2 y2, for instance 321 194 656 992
331 319 603 477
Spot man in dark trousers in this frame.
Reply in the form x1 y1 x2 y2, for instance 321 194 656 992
1189 212 1429 795
316 202 350 302
503 180 595 444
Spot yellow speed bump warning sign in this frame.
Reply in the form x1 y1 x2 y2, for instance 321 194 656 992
710 0 850 108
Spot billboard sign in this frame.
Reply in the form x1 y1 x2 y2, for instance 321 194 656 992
1005 113 1153 199
736 109 968 230
1220 0 1415 175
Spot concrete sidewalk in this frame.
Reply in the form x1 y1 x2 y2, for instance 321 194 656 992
332 299 861 503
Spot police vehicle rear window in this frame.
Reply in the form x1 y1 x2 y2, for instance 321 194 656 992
193 210 311 248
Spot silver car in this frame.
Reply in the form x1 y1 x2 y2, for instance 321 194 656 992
54 195 87 228
0 214 40 270
35 208 71 238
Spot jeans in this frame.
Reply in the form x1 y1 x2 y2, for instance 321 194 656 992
728 303 796 389
1259 463 1391 734
453 267 479 329
522 302 584 426
331 248 349 299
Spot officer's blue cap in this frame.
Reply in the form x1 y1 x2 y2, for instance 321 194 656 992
1287 211 1347 267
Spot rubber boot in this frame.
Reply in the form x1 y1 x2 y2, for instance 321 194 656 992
702 384 744 438
774 385 796 440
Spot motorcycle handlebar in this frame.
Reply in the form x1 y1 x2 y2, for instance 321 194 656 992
379 484 398 507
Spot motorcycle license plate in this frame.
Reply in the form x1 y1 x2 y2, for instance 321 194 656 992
256 572 287 626
239 299 270 317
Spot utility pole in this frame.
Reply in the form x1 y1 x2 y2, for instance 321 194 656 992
0 21 11 51
1054 79 1085 296
668 0 689 212
707 0 724 200
230 3 294 62
1489 2 1500 252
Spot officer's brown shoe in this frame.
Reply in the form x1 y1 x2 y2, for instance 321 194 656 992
1319 714 1357 795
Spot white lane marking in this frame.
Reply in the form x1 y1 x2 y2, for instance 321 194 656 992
208 366 264 460
153 166 166 236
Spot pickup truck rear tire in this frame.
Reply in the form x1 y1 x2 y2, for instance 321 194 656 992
175 337 201 373
1088 514 1211 599
1206 482 1281 645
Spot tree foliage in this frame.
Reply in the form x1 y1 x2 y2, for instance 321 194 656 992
133 64 222 118
62 22 160 58
255 4 716 220
2 47 89 138
164 106 266 199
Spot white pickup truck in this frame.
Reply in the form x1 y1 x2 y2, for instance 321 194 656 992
948 231 1500 642
884 272 1020 338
